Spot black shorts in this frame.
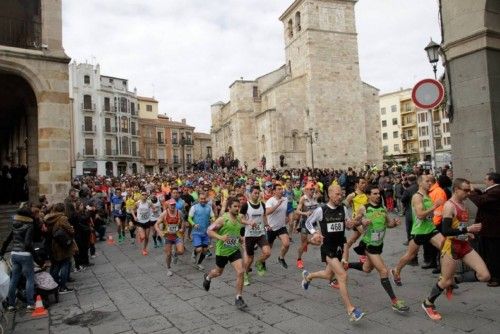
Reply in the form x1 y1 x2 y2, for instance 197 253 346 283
354 240 383 255
245 235 269 256
321 245 344 263
135 221 154 229
410 230 439 246
215 250 242 268
267 226 288 245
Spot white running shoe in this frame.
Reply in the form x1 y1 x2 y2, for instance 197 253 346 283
167 270 173 277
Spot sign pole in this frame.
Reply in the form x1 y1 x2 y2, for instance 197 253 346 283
428 108 436 172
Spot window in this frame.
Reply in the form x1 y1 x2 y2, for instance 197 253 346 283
85 139 93 155
382 120 387 127
391 105 397 113
444 137 451 146
172 132 178 144
404 103 412 112
419 126 428 137
382 133 388 140
157 148 165 160
207 146 212 158
105 139 112 155
187 153 192 163
120 97 127 113
104 97 111 111
146 146 152 159
435 139 443 150
121 137 129 155
131 122 136 135
186 132 192 144
146 104 153 112
383 145 388 153
443 123 450 133
120 116 129 133
253 86 259 100
130 102 135 115
418 113 428 123
392 118 398 125
84 116 93 131
157 131 164 144
105 118 111 132
84 75 90 84
83 95 92 109
380 107 386 115
287 19 293 38
394 144 400 152
406 129 413 138
132 142 137 156
295 12 301 31
393 131 398 139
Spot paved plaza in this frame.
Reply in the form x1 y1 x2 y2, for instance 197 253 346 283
4 216 499 334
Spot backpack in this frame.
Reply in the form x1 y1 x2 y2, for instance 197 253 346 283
53 228 72 248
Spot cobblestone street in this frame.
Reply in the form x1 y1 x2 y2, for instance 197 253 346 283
5 218 499 334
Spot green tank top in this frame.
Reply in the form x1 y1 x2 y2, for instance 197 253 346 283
411 193 436 235
215 213 243 257
361 204 387 246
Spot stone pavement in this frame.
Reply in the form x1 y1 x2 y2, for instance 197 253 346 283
6 218 500 334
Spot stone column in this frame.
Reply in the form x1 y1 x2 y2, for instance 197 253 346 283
441 0 500 182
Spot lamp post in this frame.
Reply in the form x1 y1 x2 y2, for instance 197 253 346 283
304 128 319 169
424 38 441 171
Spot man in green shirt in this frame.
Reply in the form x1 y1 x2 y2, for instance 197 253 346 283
203 197 255 309
392 175 445 286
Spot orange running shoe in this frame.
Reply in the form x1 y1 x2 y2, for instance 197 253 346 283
421 301 442 320
297 259 304 269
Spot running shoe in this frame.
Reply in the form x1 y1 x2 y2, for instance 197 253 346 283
244 272 250 286
59 287 75 294
301 270 310 290
391 299 410 313
422 300 442 320
166 270 173 277
297 259 304 269
203 273 211 291
206 250 213 257
278 257 288 269
235 296 248 310
196 264 205 271
348 307 365 322
255 261 266 276
391 268 402 286
142 249 148 256
329 278 339 289
7 306 16 312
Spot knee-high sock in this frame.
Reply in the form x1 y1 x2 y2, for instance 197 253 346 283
428 283 444 304
197 252 206 264
380 278 396 300
349 262 363 271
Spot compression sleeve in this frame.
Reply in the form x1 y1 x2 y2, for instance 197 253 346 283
441 217 467 236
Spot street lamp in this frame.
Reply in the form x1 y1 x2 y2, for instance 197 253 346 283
425 38 440 80
304 128 319 169
424 38 441 171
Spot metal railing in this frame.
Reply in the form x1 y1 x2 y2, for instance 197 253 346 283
0 16 41 49
81 103 96 112
103 126 117 133
83 148 97 156
82 125 96 132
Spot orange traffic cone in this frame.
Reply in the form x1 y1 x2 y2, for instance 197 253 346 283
32 295 48 317
107 233 115 245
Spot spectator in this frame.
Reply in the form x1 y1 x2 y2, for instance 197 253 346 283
469 172 500 287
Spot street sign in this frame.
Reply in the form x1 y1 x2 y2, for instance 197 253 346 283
411 78 444 109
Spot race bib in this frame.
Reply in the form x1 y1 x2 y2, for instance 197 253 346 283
326 222 344 232
139 212 150 221
371 230 385 242
224 236 240 248
167 225 178 234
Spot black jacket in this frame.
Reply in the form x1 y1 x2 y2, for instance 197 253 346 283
0 215 34 256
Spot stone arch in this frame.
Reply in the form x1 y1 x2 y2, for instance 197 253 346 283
0 60 48 103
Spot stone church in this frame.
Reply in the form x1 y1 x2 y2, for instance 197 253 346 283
211 0 382 169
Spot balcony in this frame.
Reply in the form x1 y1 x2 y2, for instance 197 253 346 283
81 103 96 113
131 110 138 117
434 129 442 137
172 139 178 145
132 150 139 157
402 134 417 141
103 126 117 134
105 149 118 156
0 16 41 49
82 125 96 133
401 121 416 128
131 129 140 137
400 107 414 115
103 105 115 114
83 148 97 157
158 138 165 145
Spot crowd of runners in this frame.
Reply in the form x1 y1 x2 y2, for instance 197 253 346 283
2 166 499 323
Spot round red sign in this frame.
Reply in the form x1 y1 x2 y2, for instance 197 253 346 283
411 79 444 109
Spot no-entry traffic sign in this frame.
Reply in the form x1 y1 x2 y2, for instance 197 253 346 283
411 79 444 109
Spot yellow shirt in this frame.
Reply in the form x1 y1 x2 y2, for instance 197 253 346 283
352 192 368 218
125 198 136 213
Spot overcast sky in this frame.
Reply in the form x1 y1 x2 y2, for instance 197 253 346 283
62 0 441 133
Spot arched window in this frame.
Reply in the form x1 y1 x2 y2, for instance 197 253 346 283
295 12 301 31
120 116 129 133
287 19 293 38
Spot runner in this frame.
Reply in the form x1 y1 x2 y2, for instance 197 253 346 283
202 197 252 309
392 175 445 286
188 192 215 270
134 191 152 255
150 195 163 248
295 182 319 269
422 178 490 320
265 183 290 269
241 186 271 285
348 185 410 314
125 192 137 244
155 198 184 277
301 185 365 322
110 188 127 244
